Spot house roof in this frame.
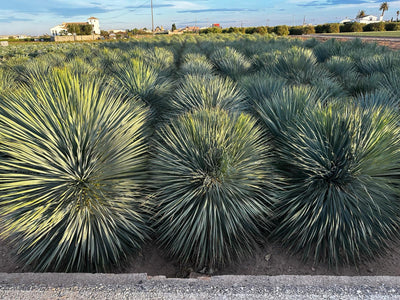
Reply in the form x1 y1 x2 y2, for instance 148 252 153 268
88 17 98 20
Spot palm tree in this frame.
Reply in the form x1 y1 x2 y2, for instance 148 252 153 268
380 2 389 18
397 10 399 21
357 10 366 19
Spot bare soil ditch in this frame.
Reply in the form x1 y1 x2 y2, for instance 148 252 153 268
1 238 399 277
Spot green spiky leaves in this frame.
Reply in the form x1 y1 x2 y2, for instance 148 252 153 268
0 70 150 272
273 106 400 265
152 109 277 270
171 74 246 117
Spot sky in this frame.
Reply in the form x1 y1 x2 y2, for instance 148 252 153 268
1 0 400 35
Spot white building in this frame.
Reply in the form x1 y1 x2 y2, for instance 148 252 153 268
357 15 383 24
340 18 353 24
50 17 100 36
88 17 100 34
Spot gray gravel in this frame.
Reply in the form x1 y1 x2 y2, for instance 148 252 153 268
1 273 400 299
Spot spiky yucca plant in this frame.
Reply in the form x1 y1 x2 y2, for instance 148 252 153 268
382 70 400 99
210 47 252 80
142 47 175 74
356 52 400 75
310 76 348 99
255 85 322 139
324 56 357 79
240 73 287 107
355 89 399 109
0 69 150 272
179 54 214 76
274 106 400 266
273 46 330 85
0 68 17 96
152 109 276 271
170 74 246 116
114 58 172 119
64 57 97 77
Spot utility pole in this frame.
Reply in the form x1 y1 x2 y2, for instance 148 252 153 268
151 0 154 33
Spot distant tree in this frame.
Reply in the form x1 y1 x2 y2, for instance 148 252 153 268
357 10 367 19
67 24 79 35
397 10 399 21
100 30 109 38
80 24 94 35
67 24 93 35
171 23 177 31
274 25 289 36
380 2 389 18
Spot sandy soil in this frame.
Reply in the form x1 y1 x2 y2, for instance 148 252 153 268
1 238 399 277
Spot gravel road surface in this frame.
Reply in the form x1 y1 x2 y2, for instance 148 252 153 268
1 273 400 299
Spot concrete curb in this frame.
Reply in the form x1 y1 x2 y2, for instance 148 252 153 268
0 273 400 299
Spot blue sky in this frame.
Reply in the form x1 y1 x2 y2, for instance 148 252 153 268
1 0 400 35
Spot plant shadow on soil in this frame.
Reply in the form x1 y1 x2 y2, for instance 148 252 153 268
1 238 399 277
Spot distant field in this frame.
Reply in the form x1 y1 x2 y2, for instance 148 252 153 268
323 31 400 37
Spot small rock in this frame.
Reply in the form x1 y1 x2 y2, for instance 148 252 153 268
367 268 374 273
264 254 271 262
311 267 316 272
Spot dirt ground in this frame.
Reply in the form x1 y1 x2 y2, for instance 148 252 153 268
1 238 399 277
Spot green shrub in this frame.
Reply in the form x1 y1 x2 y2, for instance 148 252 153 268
0 70 150 272
254 26 268 35
340 22 363 32
303 26 315 34
316 23 340 33
274 25 289 36
200 27 223 34
363 22 385 32
273 106 400 266
385 22 400 31
152 108 276 271
289 26 315 35
314 24 324 33
289 26 304 35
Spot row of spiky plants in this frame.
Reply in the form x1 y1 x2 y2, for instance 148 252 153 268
2 35 400 273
